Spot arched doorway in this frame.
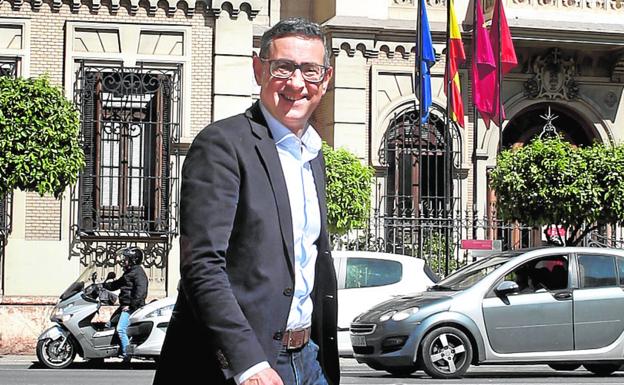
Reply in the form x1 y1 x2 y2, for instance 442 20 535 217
377 104 463 273
503 103 597 148
491 102 600 248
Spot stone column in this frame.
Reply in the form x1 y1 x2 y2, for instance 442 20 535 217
211 4 259 121
328 43 371 160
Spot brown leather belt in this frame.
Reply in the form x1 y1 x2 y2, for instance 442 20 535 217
282 327 311 350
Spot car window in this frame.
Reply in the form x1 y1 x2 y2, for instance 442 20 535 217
578 254 617 288
503 255 568 294
432 256 511 291
345 258 402 289
618 256 624 286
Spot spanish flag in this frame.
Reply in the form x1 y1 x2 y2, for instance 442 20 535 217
445 0 466 127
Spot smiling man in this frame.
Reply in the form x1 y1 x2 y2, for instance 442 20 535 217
152 18 339 385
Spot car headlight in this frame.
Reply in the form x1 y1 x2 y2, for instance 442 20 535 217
378 307 420 322
146 304 174 319
379 310 397 322
391 307 419 321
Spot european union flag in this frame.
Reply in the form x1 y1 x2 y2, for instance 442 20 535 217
419 0 436 124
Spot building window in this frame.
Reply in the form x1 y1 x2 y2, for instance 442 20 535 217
73 63 181 237
382 109 455 219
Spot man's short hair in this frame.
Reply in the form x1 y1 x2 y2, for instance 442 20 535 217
259 17 330 67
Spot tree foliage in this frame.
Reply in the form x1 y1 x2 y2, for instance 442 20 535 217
323 143 374 236
490 136 624 245
0 76 84 198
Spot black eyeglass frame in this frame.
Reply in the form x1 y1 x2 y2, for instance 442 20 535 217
260 58 328 83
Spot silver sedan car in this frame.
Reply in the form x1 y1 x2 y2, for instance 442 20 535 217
350 247 624 378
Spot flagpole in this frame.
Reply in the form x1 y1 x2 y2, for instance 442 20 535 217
417 0 423 128
497 0 503 153
416 0 423 255
444 0 452 275
472 0 478 241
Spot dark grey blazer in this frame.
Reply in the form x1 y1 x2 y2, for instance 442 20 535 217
152 102 339 385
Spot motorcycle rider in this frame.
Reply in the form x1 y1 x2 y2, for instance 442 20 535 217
104 246 148 363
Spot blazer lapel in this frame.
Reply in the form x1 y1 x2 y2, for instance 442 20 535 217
310 152 328 234
246 103 295 278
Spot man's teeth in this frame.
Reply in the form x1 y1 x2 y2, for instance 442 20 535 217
282 95 304 101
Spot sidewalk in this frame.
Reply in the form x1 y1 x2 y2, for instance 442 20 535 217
0 355 37 364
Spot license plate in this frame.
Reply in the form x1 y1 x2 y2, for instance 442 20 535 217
350 335 367 347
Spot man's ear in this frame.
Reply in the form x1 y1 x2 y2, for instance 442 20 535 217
321 66 333 95
252 54 263 85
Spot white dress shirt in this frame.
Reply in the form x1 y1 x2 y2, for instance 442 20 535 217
235 104 322 384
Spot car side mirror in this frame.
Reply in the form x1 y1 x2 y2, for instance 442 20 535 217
495 280 519 296
106 271 116 281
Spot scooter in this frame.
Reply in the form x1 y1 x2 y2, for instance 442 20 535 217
36 261 158 368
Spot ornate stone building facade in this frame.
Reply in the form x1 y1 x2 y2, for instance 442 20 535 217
1 0 623 352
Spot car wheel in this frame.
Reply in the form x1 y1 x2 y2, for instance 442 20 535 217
420 326 473 379
36 337 77 369
548 363 580 371
385 366 416 376
583 363 620 376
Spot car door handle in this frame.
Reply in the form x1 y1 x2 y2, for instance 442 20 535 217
553 292 572 300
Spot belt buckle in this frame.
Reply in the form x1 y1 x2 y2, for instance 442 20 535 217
285 330 299 350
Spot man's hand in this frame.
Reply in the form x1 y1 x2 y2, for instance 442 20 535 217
240 368 283 385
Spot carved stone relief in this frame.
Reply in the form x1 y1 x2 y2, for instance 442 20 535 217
524 48 579 100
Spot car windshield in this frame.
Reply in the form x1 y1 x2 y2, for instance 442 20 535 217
430 255 513 291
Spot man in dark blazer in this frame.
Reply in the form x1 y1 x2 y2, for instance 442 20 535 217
153 18 339 385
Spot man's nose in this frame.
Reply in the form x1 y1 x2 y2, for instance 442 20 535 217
287 68 306 88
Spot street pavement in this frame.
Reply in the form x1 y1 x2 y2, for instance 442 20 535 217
1 355 624 384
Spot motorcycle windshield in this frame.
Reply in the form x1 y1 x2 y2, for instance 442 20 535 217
59 261 99 300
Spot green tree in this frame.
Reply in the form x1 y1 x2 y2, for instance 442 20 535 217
323 143 374 236
0 76 84 198
490 136 624 245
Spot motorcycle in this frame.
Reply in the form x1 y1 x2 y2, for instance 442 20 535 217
36 262 161 368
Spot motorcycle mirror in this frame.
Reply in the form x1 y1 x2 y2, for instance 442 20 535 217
106 271 116 281
91 271 97 283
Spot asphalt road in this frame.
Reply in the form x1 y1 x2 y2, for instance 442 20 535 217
1 356 624 385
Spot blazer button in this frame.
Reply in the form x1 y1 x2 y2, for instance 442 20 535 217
283 287 293 297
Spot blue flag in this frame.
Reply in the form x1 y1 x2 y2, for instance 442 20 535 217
419 0 436 123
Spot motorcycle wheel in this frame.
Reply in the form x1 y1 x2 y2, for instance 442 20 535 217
36 337 77 369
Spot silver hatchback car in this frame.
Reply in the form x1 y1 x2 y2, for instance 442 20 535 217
350 247 624 378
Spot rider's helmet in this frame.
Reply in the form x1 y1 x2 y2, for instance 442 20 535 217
122 247 143 267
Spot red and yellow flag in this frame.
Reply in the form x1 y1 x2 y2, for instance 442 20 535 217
445 0 466 127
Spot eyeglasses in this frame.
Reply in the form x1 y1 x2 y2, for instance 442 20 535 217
261 59 327 83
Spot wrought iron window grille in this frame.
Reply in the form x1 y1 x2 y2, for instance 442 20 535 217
70 61 182 267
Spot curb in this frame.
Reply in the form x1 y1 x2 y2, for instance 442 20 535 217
0 355 37 364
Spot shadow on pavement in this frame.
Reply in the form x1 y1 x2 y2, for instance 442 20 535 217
29 360 157 370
